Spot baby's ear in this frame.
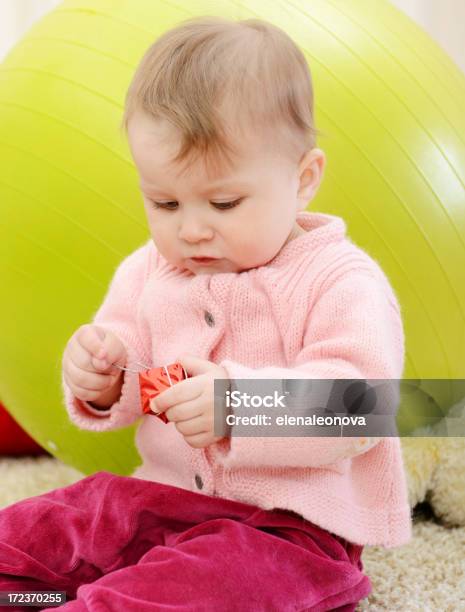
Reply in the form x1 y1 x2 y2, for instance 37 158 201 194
297 148 326 203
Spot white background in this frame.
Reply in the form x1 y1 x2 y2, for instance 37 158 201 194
0 0 464 73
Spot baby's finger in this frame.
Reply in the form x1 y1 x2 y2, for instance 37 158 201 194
65 358 119 393
76 324 107 360
91 356 117 374
66 337 103 374
67 330 116 374
63 372 113 403
101 333 126 372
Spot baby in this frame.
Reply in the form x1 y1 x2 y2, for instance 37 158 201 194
0 16 411 611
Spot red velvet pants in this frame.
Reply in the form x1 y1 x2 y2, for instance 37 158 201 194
0 471 372 611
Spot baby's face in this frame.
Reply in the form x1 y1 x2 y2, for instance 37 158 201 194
128 111 323 275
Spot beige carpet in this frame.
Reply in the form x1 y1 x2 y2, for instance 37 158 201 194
1 456 464 610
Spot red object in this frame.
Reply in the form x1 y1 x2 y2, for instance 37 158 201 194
0 471 371 609
139 363 189 423
0 401 47 456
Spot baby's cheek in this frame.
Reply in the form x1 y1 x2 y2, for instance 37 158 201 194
233 230 273 263
244 245 269 268
150 230 171 256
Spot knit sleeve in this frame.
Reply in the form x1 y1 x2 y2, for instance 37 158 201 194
217 271 404 469
62 242 154 432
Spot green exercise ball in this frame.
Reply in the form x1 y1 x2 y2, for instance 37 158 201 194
0 0 464 475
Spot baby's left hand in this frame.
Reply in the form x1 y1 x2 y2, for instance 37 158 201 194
152 354 229 449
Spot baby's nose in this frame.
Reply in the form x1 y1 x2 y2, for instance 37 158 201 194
178 220 214 242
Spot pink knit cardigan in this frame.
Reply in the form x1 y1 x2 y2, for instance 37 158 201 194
62 211 412 547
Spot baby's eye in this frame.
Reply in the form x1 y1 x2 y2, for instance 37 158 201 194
211 198 243 210
149 199 242 210
149 201 178 210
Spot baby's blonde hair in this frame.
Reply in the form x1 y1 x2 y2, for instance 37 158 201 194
121 15 319 179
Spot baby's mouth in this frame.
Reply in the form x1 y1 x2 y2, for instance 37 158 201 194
190 257 218 264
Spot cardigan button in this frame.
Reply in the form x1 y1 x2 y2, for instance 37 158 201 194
204 311 215 327
194 473 204 490
355 437 373 452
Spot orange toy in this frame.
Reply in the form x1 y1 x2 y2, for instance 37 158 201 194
139 363 189 423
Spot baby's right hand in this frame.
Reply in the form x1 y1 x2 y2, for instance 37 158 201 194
62 324 127 403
